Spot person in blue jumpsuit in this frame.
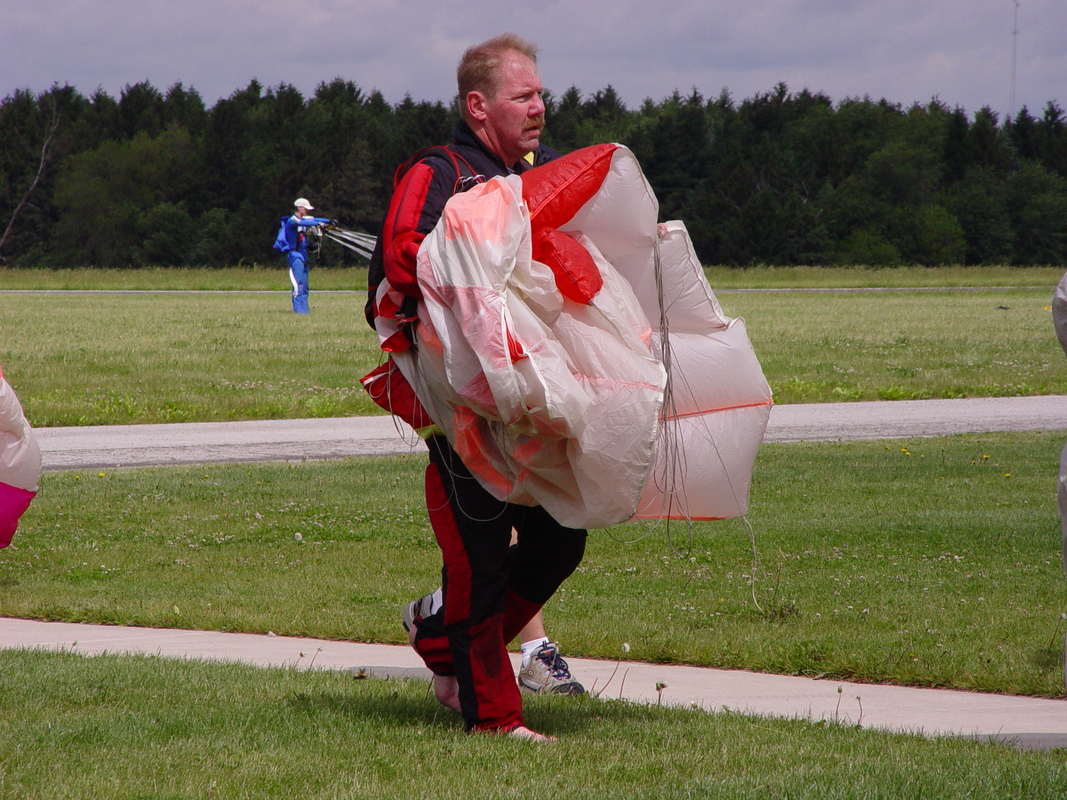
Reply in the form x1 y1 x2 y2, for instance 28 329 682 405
274 198 332 314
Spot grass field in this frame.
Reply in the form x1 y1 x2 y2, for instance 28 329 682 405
3 431 1063 698
2 266 1066 796
3 649 1065 800
2 266 1064 426
2 264 1062 290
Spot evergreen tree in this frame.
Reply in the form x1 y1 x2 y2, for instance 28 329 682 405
2 74 1065 267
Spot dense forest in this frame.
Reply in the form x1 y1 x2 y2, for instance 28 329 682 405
1 79 1066 268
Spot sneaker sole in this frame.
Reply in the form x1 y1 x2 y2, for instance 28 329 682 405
401 599 419 633
519 679 586 696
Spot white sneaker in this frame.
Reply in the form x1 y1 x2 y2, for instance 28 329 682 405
402 589 441 634
518 642 585 695
401 592 432 634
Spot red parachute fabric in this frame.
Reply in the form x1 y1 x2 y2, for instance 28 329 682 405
370 144 772 528
524 144 616 305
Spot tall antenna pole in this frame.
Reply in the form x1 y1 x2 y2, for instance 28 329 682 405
1010 0 1020 118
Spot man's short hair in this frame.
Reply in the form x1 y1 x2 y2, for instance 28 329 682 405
457 33 538 103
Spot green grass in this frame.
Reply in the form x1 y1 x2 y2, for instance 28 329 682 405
3 264 1063 291
2 268 1065 425
4 432 1064 698
720 288 1064 403
2 650 1065 800
703 264 1065 290
0 265 370 291
0 292 385 425
2 266 1066 794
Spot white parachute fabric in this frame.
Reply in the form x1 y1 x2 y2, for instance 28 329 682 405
394 175 667 529
635 221 772 520
545 146 773 521
381 143 771 529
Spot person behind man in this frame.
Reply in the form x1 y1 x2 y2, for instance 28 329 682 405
273 198 332 314
366 33 585 741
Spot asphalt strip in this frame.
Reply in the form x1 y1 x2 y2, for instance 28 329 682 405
33 395 1067 470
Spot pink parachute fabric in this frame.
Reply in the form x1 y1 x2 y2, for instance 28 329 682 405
375 144 771 529
0 368 41 547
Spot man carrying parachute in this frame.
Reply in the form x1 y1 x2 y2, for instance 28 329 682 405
362 33 771 741
363 34 584 742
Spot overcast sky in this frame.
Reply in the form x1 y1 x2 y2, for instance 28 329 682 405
3 1 1063 121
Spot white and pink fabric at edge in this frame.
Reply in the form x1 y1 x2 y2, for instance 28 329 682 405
375 143 772 529
0 368 40 547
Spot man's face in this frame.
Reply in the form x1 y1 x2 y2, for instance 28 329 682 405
475 53 545 165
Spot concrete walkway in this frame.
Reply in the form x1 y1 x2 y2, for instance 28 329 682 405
7 397 1067 749
5 617 1065 750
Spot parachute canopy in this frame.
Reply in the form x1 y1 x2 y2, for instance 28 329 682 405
374 144 772 529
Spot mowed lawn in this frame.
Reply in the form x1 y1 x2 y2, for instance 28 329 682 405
2 265 1065 696
1 266 1066 797
1 265 1064 426
3 430 1065 698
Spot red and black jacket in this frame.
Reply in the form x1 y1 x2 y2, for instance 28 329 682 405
365 120 559 328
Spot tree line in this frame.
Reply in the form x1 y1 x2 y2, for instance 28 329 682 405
2 79 1066 268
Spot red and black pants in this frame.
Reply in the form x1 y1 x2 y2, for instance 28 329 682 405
412 434 587 732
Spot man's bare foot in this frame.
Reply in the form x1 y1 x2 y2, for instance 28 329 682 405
503 725 557 742
433 674 461 713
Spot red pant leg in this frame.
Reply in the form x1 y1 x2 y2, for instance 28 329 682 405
414 436 586 732
421 441 522 732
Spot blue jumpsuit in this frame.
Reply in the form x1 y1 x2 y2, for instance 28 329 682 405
275 214 331 314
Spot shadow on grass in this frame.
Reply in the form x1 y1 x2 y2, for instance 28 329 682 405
287 681 462 732
285 676 660 737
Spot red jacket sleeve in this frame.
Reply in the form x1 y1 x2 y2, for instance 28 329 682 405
379 160 454 300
